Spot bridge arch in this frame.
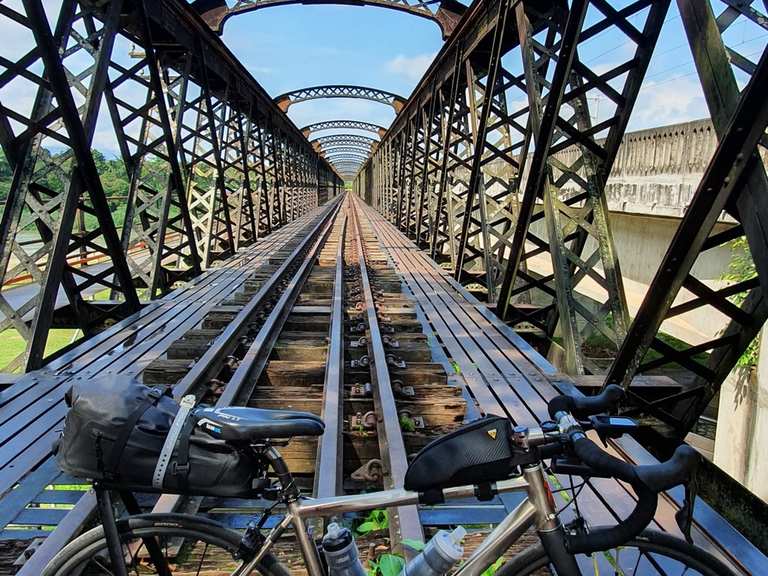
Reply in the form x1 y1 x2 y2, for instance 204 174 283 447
276 85 406 113
311 133 378 151
302 120 387 138
324 153 371 164
193 0 466 39
320 146 373 158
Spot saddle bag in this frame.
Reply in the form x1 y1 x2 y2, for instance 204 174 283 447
54 375 260 497
404 415 516 492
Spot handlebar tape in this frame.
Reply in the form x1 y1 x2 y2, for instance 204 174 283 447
565 437 699 554
547 385 625 419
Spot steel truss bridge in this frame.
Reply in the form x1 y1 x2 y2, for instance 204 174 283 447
0 0 767 573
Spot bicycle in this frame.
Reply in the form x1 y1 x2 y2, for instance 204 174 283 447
42 386 738 576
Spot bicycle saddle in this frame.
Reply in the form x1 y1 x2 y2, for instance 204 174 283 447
194 406 325 442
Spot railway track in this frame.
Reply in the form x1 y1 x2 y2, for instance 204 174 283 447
2 194 468 574
1 193 763 576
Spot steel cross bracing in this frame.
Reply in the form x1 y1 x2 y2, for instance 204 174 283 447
194 0 467 39
604 0 768 438
356 0 768 437
275 85 407 113
0 0 341 372
358 0 665 375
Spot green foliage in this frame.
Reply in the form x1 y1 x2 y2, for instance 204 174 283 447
399 413 416 432
400 538 425 552
481 557 505 576
0 148 180 232
356 509 389 535
722 237 760 367
367 553 405 576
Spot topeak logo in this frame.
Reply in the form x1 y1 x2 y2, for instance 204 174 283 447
487 429 497 440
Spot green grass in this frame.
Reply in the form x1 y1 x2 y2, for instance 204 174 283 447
0 328 81 372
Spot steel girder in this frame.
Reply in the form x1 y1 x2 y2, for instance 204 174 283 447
194 0 466 39
604 1 768 438
0 0 338 372
276 85 407 113
302 120 387 138
357 0 669 376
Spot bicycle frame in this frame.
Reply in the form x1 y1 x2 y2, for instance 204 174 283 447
232 459 567 576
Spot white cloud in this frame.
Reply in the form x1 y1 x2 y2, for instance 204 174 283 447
385 53 436 82
247 65 273 76
628 76 709 130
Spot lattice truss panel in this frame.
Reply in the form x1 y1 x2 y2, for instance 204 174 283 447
606 0 768 437
0 0 142 372
361 0 768 436
0 0 336 372
369 0 671 375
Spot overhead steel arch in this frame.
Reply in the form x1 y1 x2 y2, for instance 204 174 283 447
302 120 387 138
320 146 373 157
276 85 407 113
324 153 371 163
312 133 378 149
332 160 364 169
323 148 370 158
193 0 466 39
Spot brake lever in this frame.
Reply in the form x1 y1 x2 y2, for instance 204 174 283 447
675 473 698 544
551 456 611 479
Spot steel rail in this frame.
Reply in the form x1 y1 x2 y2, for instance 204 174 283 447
153 196 345 515
170 195 344 401
315 203 348 498
348 195 424 550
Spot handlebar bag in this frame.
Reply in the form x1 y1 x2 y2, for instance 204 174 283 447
404 415 515 491
54 374 260 498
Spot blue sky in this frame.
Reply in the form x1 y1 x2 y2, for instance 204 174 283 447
223 4 444 131
220 1 766 136
2 1 764 158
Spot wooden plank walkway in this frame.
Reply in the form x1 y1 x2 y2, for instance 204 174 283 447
353 195 766 576
0 204 335 549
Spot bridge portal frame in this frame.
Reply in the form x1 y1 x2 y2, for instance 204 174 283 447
276 85 407 113
194 0 466 39
302 120 388 139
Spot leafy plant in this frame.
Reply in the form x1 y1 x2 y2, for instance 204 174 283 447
722 237 760 367
399 414 416 432
481 557 505 576
400 538 425 552
357 509 389 534
367 553 405 576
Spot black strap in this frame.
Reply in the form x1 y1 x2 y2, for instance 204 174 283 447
170 412 198 492
103 387 165 478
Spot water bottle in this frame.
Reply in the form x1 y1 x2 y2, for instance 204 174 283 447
322 522 367 576
401 526 466 576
